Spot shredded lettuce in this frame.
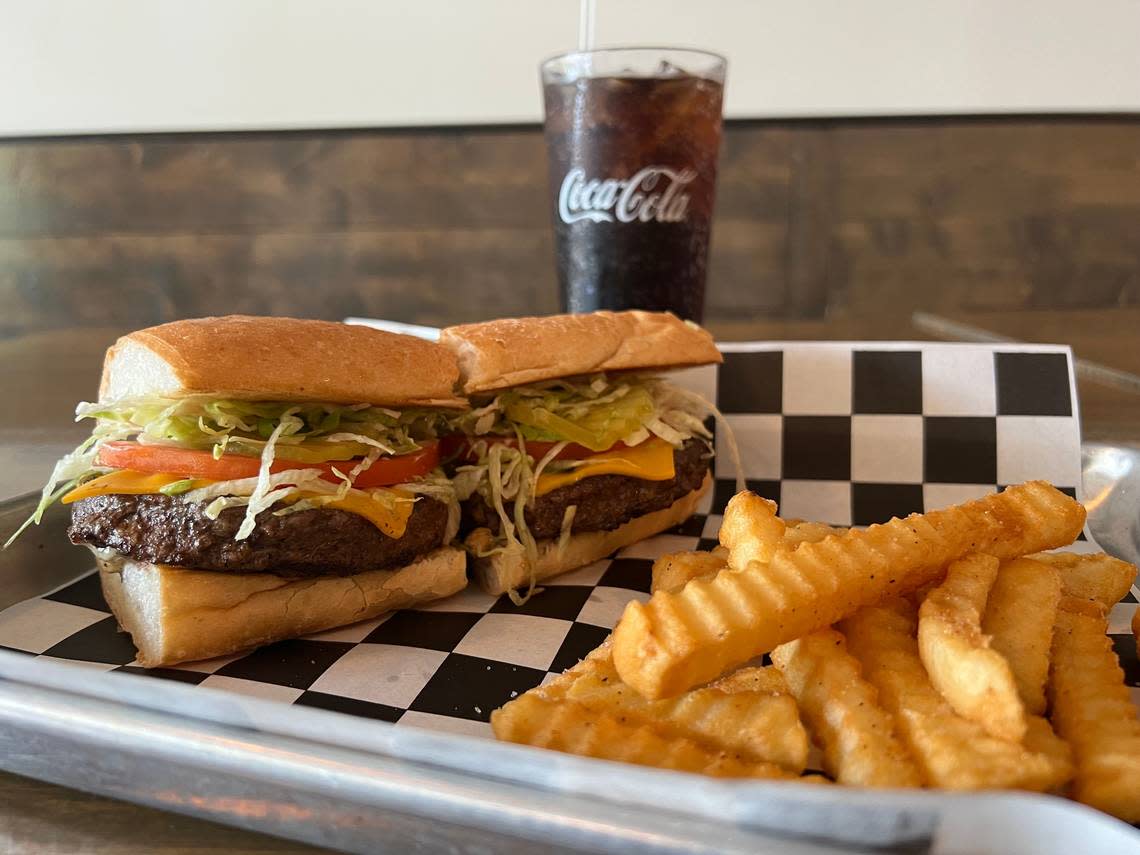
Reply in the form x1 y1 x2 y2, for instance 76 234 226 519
77 396 446 458
450 374 719 515
556 504 577 556
450 373 740 602
661 383 746 495
507 427 544 604
271 468 459 543
7 394 451 546
184 464 459 544
398 470 462 544
237 407 302 539
453 436 543 604
531 440 570 483
3 424 133 547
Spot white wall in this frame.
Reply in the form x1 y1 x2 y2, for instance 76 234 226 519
2 0 1138 137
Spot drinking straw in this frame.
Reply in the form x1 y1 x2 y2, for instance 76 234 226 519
579 0 596 50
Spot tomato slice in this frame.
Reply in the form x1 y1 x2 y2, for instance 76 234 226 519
96 441 439 488
441 434 629 462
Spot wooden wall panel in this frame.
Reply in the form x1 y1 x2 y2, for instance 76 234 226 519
0 118 1137 337
0 131 550 235
832 121 1140 315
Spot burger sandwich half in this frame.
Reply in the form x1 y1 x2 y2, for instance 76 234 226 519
439 311 728 599
12 316 469 666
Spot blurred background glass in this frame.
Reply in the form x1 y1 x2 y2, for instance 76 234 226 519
542 47 725 320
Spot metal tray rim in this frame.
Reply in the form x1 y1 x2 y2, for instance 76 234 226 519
4 638 1140 853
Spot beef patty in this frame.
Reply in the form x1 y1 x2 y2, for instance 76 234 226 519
463 438 711 541
68 493 449 578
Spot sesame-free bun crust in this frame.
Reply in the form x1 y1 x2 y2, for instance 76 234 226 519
440 311 722 394
465 474 711 595
97 546 467 667
99 315 466 407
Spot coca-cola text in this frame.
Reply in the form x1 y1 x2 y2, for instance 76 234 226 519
558 166 696 225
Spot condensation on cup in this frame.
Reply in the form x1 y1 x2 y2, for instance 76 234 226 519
541 48 726 322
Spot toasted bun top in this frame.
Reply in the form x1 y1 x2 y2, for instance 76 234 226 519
439 311 722 394
99 316 466 407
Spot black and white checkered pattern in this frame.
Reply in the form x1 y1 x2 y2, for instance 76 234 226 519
709 344 1082 527
0 342 1135 737
0 544 700 737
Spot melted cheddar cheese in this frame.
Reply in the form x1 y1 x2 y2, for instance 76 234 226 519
321 490 414 538
61 470 208 502
61 470 414 539
534 438 676 497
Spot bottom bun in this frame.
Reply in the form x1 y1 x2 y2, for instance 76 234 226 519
97 546 467 667
466 473 712 596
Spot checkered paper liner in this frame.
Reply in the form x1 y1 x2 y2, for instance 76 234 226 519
1 342 1136 742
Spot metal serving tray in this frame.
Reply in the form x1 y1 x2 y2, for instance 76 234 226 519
0 443 1138 855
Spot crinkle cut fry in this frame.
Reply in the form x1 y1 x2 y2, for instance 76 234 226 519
490 692 797 779
563 660 809 772
918 554 1028 742
532 636 615 701
772 629 922 787
841 600 1070 792
613 481 1085 700
1023 714 1074 785
781 520 849 548
1049 597 1140 822
521 632 809 771
651 550 728 596
981 557 1062 715
651 521 845 596
500 562 811 772
1028 551 1137 610
720 491 784 569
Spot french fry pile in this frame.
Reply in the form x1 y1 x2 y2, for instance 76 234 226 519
492 480 1140 823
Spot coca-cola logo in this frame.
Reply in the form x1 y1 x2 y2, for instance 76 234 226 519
558 166 696 225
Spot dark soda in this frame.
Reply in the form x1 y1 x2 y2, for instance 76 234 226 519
542 60 724 321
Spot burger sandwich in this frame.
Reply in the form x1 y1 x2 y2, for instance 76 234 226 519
12 316 468 666
438 311 727 599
